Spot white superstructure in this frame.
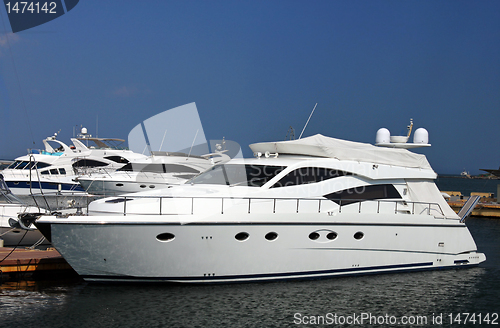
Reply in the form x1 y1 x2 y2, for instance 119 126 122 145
35 134 485 283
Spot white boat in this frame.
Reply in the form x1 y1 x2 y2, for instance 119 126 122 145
1 130 148 197
77 150 231 196
0 174 49 247
34 134 485 283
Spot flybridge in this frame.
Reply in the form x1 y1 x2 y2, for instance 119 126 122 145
249 134 432 170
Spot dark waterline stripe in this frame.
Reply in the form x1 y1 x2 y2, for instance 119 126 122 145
81 262 436 283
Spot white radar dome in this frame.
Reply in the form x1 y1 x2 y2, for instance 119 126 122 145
81 127 88 134
375 128 390 144
413 128 429 144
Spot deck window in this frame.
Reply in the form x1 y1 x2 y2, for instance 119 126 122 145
72 159 109 168
104 156 129 164
190 164 285 187
118 163 200 174
272 167 353 188
15 161 30 170
35 162 51 169
324 184 401 205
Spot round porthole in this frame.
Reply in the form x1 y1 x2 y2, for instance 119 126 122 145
235 232 249 241
149 185 155 188
309 232 320 240
326 232 338 240
156 232 175 242
140 185 146 188
354 232 364 240
265 232 278 241
116 183 124 187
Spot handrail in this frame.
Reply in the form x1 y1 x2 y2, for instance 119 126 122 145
106 195 445 218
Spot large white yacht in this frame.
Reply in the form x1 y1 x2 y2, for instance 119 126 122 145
1 130 148 197
34 133 485 283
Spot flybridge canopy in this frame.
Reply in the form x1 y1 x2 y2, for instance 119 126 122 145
249 134 433 170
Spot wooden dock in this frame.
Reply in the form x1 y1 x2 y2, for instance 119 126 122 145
443 191 500 218
0 247 77 281
448 201 500 218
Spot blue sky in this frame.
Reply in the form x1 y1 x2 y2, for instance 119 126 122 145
0 0 499 175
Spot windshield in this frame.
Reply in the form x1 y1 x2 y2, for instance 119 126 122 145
190 164 286 187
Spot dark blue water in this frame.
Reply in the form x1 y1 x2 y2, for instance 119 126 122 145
1 217 498 328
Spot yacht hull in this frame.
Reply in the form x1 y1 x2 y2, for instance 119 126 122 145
35 213 485 283
0 203 48 246
78 178 171 196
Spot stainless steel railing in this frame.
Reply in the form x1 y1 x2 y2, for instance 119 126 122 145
99 195 445 217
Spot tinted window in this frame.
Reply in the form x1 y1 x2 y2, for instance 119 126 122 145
72 159 109 168
191 164 285 187
118 163 200 173
15 161 30 170
50 169 59 175
324 184 401 205
272 167 352 188
7 161 22 169
58 168 66 175
35 162 51 169
104 156 130 164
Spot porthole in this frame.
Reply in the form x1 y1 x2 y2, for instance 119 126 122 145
149 185 155 188
354 232 364 240
116 183 124 187
326 232 338 240
235 232 249 241
156 232 175 242
265 232 278 241
309 232 320 240
140 185 146 188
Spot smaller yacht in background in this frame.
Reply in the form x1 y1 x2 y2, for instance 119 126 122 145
1 128 148 197
77 146 231 196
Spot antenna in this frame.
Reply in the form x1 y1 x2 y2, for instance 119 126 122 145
298 103 317 139
159 130 168 152
187 129 199 158
285 126 295 140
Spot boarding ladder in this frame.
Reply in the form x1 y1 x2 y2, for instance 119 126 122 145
458 195 481 222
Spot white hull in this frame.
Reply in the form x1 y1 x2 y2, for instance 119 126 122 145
0 227 46 247
37 212 485 283
78 173 176 196
0 203 48 247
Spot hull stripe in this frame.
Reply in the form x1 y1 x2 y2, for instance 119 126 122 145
80 261 437 283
